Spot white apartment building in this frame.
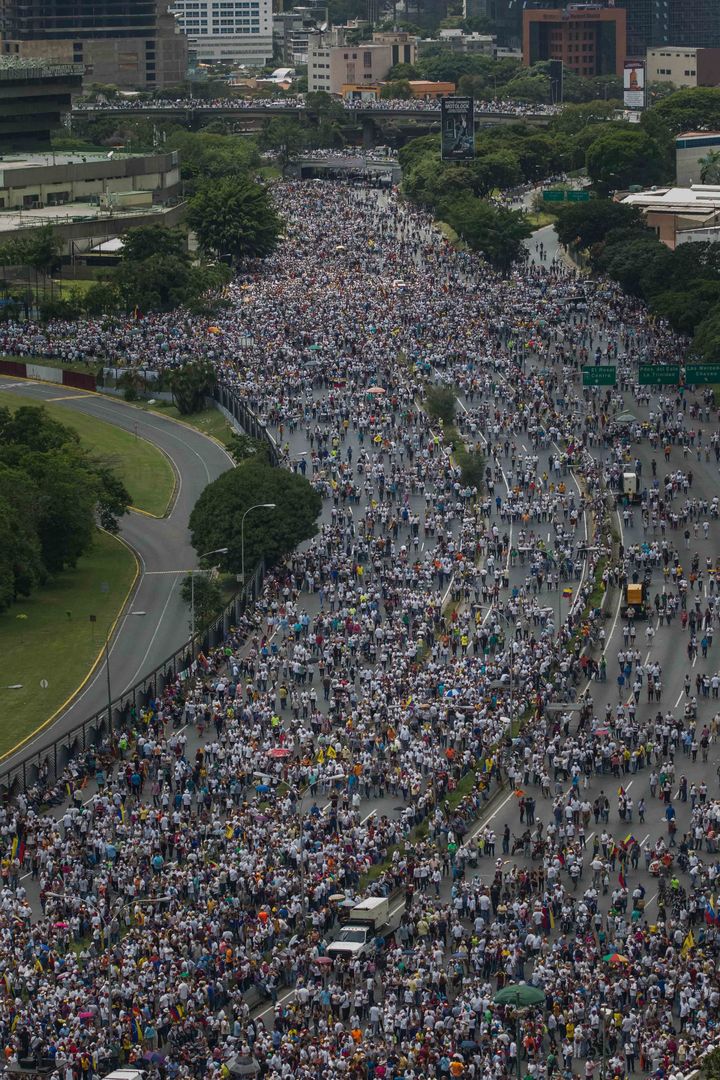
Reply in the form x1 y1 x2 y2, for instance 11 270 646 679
171 0 273 67
307 29 341 92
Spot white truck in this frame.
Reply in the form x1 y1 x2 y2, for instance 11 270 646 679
325 897 390 960
619 471 642 505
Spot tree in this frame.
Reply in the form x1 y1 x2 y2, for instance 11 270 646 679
700 149 720 185
596 236 665 297
502 72 551 103
226 432 270 465
187 176 283 266
15 225 61 299
166 130 261 195
643 87 720 141
470 150 522 198
554 200 645 250
189 461 322 574
425 385 456 425
180 573 223 632
692 305 720 362
652 283 720 336
585 127 667 191
439 194 531 273
548 101 616 136
121 225 187 263
380 80 414 100
113 254 229 314
169 361 216 415
260 117 307 173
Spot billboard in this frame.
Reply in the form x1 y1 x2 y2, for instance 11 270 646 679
623 60 645 109
441 97 475 162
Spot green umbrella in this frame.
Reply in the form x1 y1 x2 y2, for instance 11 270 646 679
493 984 546 1007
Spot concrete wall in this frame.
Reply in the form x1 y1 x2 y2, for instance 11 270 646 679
676 134 720 186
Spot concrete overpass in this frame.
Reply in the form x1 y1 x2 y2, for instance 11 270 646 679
72 103 552 147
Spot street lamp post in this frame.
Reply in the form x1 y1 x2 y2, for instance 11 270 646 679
190 547 228 655
241 503 276 584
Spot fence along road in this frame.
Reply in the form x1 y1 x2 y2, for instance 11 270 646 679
0 378 251 794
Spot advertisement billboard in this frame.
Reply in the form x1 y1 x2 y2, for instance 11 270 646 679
441 97 475 162
623 60 645 109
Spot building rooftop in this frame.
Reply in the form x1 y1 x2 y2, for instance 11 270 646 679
0 201 174 233
0 152 136 172
621 184 720 214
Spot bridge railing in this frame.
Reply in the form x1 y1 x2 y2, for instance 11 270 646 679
0 384 273 798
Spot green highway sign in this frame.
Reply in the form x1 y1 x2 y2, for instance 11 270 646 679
685 363 720 384
567 190 590 202
582 366 616 386
638 364 680 385
543 190 566 202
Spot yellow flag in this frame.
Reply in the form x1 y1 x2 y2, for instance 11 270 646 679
681 930 694 958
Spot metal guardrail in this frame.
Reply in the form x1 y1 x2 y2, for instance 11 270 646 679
0 383 273 797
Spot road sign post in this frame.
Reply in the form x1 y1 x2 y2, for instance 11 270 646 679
582 366 616 386
685 363 720 384
638 364 680 385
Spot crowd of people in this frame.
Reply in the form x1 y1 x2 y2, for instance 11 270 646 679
0 180 718 1080
73 96 559 117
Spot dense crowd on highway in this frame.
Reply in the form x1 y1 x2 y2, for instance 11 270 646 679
73 96 560 116
0 181 719 1080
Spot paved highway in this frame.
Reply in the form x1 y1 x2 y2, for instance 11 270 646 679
0 378 233 768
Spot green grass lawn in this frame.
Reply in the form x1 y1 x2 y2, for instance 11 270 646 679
0 530 137 758
52 279 96 299
526 210 558 228
0 387 175 517
133 399 236 445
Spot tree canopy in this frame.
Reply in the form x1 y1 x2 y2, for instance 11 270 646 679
554 200 644 250
169 361 217 415
557 197 720 357
189 460 322 574
439 193 531 274
0 405 129 611
585 127 667 191
187 176 284 266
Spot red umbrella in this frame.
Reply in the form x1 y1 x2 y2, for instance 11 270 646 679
268 748 291 759
316 956 333 965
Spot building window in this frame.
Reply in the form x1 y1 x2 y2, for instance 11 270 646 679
363 50 372 67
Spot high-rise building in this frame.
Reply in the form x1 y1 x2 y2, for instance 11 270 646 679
0 0 187 88
171 0 273 67
618 0 720 53
0 57 83 148
463 0 522 49
523 5 627 77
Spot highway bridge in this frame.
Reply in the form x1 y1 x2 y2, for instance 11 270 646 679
72 103 553 145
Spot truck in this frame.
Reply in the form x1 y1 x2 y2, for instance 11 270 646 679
623 580 649 620
619 471 642 505
325 897 391 960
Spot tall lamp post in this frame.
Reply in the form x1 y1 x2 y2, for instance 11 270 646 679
241 503 276 584
190 547 228 655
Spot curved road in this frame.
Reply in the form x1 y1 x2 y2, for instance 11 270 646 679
0 377 233 769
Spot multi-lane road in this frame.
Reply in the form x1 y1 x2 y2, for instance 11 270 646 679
0 377 233 771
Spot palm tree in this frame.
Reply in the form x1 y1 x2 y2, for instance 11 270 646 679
699 149 720 185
